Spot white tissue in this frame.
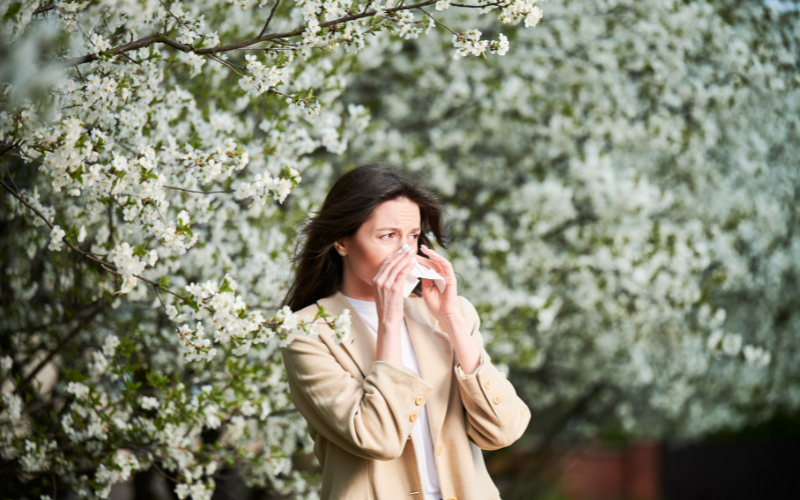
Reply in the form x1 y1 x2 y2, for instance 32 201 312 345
404 262 446 298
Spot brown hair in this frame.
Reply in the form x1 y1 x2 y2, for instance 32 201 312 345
281 164 450 311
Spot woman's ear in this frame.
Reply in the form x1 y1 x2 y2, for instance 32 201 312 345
333 239 346 256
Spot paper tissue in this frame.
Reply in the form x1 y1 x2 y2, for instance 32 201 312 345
399 244 446 297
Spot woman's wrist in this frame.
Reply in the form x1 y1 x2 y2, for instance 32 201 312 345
437 310 466 332
375 322 403 365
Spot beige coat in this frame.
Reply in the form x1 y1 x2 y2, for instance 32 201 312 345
280 290 531 500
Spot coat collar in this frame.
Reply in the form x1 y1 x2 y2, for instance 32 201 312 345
315 289 454 446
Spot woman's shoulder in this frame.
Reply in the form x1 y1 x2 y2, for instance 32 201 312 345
293 301 322 320
455 295 480 327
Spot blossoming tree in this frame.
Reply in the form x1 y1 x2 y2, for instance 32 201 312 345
336 0 800 452
0 0 544 498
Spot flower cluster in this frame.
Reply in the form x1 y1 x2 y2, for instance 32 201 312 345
239 54 290 96
497 0 545 27
452 30 510 60
109 241 158 295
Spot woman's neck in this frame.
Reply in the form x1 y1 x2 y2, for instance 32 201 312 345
339 272 376 302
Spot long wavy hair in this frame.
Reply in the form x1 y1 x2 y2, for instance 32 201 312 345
281 164 450 311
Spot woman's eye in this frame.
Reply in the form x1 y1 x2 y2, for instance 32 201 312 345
381 233 394 239
411 234 419 239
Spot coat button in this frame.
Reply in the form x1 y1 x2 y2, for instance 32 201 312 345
437 444 442 456
415 395 424 405
410 412 418 422
492 395 502 405
484 380 492 390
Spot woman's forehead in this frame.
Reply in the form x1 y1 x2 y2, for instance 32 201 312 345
365 198 421 229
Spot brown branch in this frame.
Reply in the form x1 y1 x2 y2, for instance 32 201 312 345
451 1 503 7
53 0 440 68
259 0 283 38
33 5 55 15
206 53 245 77
17 303 107 393
0 177 187 303
417 6 457 35
0 139 22 158
164 185 235 194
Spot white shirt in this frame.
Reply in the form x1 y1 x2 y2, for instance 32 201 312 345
344 295 442 500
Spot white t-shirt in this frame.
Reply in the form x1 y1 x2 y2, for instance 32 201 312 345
344 295 442 500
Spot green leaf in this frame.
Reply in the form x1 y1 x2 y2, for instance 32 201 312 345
185 297 200 312
64 367 89 383
2 3 21 24
132 242 149 258
159 275 172 288
219 278 233 293
65 224 79 245
314 305 330 319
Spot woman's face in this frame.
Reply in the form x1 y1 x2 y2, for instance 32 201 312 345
335 196 421 292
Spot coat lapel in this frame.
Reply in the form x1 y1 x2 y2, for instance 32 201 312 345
316 290 453 447
316 290 376 380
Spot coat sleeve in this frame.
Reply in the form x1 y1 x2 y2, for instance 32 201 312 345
280 319 434 461
452 295 532 450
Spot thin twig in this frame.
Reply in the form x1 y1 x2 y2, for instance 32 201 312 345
158 0 188 30
451 1 503 7
0 178 188 303
417 6 457 35
164 185 235 194
17 303 107 393
33 5 55 15
259 0 283 37
206 53 245 77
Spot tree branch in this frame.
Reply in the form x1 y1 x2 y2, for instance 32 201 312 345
54 0 440 68
0 177 187 303
259 0 283 38
164 185 235 194
33 5 55 15
17 303 107 393
417 6 457 35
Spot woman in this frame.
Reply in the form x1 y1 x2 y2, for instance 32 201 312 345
280 165 531 500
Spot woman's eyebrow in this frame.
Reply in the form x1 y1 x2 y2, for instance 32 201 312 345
375 226 422 232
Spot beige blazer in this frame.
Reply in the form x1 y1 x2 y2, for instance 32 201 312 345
280 290 531 500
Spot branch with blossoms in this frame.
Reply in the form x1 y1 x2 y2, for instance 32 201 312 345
52 0 544 70
0 176 352 362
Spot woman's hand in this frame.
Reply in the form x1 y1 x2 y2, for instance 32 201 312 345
418 244 462 324
373 244 418 332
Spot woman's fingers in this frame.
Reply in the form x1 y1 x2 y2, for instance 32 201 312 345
385 247 417 287
420 244 452 274
374 245 407 279
373 246 413 290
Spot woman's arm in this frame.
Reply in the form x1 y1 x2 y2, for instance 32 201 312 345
444 295 532 450
280 319 434 461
